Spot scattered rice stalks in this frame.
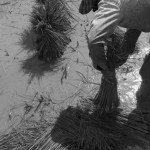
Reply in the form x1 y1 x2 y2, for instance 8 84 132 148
94 28 140 115
30 0 73 62
0 98 149 150
24 105 149 150
0 118 52 150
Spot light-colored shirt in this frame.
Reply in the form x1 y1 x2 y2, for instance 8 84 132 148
119 0 150 32
87 0 150 43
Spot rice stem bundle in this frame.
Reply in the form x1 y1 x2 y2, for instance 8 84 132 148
95 28 139 115
31 0 72 62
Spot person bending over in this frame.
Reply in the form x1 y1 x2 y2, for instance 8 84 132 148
79 0 150 71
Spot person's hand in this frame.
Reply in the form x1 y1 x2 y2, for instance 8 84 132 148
92 61 108 71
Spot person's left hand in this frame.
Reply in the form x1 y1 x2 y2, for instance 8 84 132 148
92 60 108 71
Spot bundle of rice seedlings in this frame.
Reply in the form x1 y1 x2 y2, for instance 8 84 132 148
27 106 120 150
27 105 148 150
0 98 148 150
94 28 140 115
30 0 72 62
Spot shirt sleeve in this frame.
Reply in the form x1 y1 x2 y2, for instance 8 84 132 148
88 0 121 44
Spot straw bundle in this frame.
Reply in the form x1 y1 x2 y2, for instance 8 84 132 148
0 88 149 150
20 105 148 150
94 28 139 115
0 119 51 150
31 0 72 62
0 100 148 150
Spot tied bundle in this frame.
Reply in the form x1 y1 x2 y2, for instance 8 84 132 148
94 28 138 115
94 70 119 115
30 0 72 62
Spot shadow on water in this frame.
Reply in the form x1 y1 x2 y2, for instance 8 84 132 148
18 27 37 53
20 54 64 83
18 26 66 83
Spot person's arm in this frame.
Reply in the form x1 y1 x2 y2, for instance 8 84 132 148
116 29 141 67
120 29 141 54
88 1 121 70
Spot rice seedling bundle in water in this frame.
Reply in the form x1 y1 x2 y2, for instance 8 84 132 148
31 0 72 62
0 102 148 150
23 106 148 150
94 28 139 115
